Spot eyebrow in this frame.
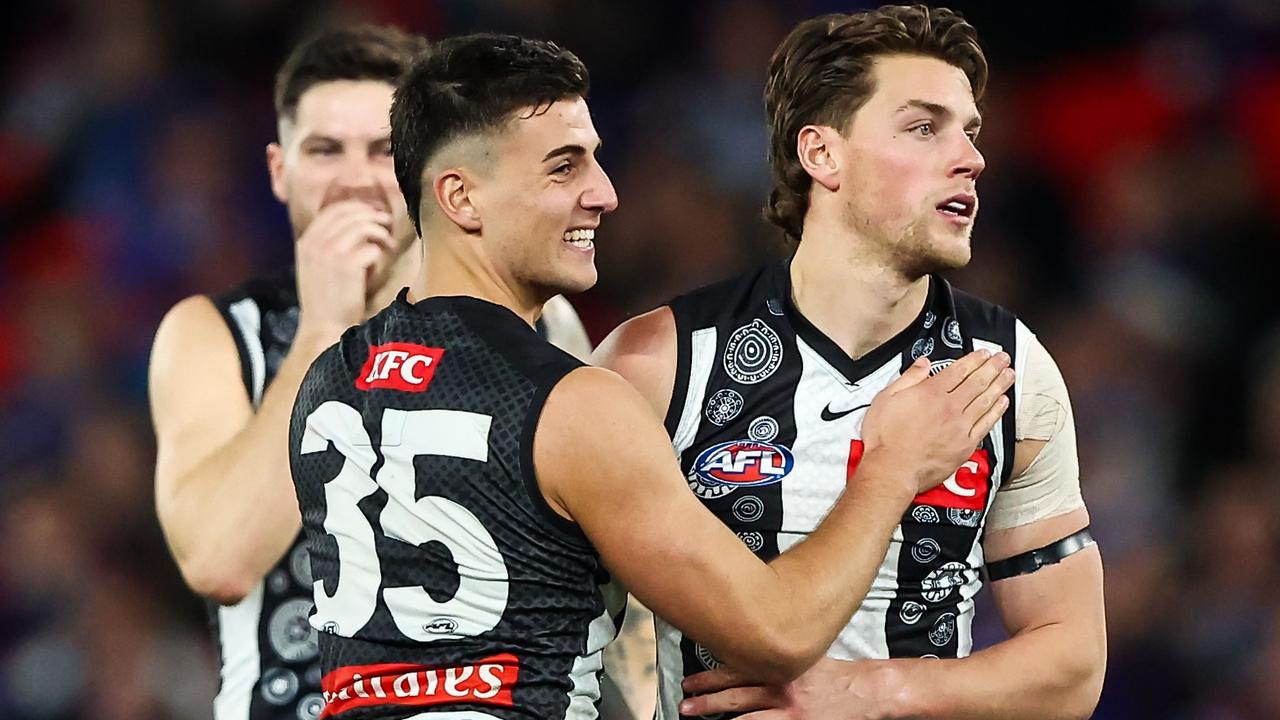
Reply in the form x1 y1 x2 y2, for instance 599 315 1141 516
897 99 983 129
541 141 602 162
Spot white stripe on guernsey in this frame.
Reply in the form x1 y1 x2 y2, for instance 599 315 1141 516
562 592 622 720
227 297 266 407
653 616 685 720
782 341 901 660
966 337 1010 657
212 580 264 720
672 327 718 455
1013 320 1034 423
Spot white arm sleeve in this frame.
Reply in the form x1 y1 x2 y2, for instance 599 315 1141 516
541 295 594 361
985 335 1085 532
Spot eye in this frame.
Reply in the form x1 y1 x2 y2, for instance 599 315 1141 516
551 161 573 176
306 144 340 157
910 122 934 138
965 129 980 143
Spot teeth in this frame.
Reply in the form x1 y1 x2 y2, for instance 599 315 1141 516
943 201 967 213
563 228 595 248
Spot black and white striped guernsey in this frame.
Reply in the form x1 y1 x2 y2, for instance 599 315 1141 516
655 262 1032 719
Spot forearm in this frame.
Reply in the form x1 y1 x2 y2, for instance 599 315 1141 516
761 476 911 667
889 622 1105 720
160 333 330 596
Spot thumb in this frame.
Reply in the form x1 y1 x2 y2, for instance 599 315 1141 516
885 356 930 395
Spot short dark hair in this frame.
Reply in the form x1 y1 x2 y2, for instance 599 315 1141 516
274 24 428 122
390 33 589 236
764 5 988 246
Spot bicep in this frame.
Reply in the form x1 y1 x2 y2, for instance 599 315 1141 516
985 507 1103 640
536 368 771 646
150 296 253 506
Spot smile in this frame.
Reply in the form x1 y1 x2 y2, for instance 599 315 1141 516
563 228 594 249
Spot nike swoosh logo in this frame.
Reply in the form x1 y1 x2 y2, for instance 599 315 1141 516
820 402 870 422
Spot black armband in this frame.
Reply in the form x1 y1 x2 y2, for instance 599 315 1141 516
984 527 1095 582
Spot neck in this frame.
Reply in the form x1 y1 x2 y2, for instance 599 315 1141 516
413 232 543 327
365 236 424 316
790 216 930 360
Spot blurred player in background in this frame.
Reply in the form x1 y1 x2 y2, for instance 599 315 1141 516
596 5 1106 719
149 25 594 720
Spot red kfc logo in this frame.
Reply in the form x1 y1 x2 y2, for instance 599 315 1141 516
355 343 445 393
845 441 991 511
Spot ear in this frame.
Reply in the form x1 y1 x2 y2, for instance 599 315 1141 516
432 169 482 233
266 142 288 203
796 125 841 192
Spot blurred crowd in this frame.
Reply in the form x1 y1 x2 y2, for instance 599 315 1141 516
2 1 1279 718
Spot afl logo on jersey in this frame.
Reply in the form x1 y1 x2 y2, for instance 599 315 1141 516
356 343 445 393
693 440 794 488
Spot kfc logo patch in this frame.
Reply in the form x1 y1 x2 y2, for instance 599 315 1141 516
846 442 992 513
356 343 444 392
913 448 992 512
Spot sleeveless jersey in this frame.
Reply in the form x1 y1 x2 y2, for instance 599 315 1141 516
212 272 326 720
655 262 1030 719
289 292 624 720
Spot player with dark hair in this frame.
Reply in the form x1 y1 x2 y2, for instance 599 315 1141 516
596 5 1106 719
148 24 595 720
288 31 1014 720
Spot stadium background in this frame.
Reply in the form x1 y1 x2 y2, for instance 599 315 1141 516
2 0 1279 717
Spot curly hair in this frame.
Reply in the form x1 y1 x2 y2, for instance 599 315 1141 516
763 5 988 246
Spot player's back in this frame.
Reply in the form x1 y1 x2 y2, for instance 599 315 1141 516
289 291 622 720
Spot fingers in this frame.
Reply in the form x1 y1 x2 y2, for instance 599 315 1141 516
948 351 1010 405
962 365 1014 422
300 202 394 252
930 349 993 393
679 686 778 716
883 356 930 395
969 393 1011 441
682 667 749 694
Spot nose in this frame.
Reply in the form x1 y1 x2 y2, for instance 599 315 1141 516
949 133 985 181
338 147 378 187
582 161 619 214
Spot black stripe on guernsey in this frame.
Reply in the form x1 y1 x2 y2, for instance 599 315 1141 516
953 288 1020 486
882 279 1018 660
669 271 801 717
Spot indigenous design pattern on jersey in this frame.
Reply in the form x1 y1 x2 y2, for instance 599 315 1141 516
655 263 1027 720
213 273 327 720
289 292 623 720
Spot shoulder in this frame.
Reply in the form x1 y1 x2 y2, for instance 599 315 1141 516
152 294 237 363
593 306 677 419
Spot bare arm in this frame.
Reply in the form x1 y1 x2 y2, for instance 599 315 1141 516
150 295 340 604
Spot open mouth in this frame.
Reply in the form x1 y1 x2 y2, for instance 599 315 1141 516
563 228 595 250
936 194 976 220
